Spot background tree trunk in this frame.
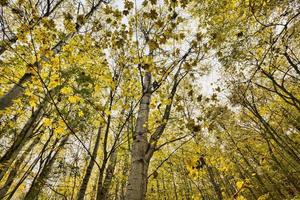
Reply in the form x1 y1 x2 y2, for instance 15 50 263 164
77 126 102 200
97 151 117 200
24 135 69 200
0 136 40 199
0 101 46 180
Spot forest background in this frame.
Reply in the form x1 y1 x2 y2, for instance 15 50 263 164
0 0 299 199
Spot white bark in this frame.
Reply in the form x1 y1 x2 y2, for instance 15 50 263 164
125 72 152 200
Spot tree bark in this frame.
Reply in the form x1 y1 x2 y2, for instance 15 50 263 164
77 126 102 200
205 162 223 200
125 71 152 200
0 100 46 180
0 73 33 110
125 51 189 199
97 151 117 200
96 92 113 200
0 136 40 199
171 166 179 200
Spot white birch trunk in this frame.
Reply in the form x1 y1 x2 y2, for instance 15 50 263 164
125 72 152 200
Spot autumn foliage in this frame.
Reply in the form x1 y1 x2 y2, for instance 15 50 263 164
0 0 299 200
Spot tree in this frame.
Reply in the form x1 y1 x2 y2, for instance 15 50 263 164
0 0 299 199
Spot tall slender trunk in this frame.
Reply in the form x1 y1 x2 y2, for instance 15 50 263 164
0 136 40 199
96 166 106 198
24 135 69 200
4 132 53 200
96 92 113 200
265 140 300 192
125 51 188 199
114 181 119 200
171 166 179 200
205 162 223 200
120 152 130 200
231 156 258 199
77 126 102 200
221 173 235 197
162 172 169 200
245 145 286 198
97 151 117 200
245 99 300 163
222 126 270 196
155 178 160 199
0 100 46 180
0 73 33 110
125 72 152 200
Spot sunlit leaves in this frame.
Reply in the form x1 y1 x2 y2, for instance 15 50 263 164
236 180 244 190
0 0 298 199
61 86 73 95
54 120 66 136
43 118 53 127
68 95 81 104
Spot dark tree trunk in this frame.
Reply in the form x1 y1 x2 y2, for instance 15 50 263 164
0 101 46 180
0 136 40 198
77 126 102 200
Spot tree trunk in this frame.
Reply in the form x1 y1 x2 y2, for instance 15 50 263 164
0 136 40 199
222 126 270 196
0 100 46 180
171 167 179 200
77 126 102 200
96 94 113 200
125 71 152 200
264 140 300 192
4 132 53 200
124 51 187 200
24 135 69 200
205 164 223 200
0 73 33 110
97 151 117 200
162 172 170 200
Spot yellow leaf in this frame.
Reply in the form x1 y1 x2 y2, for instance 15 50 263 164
54 120 65 135
58 119 65 127
162 98 172 105
61 86 73 95
64 19 76 32
54 126 64 135
48 79 59 89
78 111 84 117
68 95 80 104
236 180 244 190
41 71 48 79
192 195 200 200
24 90 33 96
29 97 37 108
123 104 130 110
44 118 52 126
237 195 247 200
